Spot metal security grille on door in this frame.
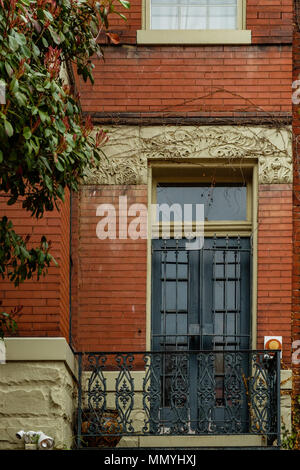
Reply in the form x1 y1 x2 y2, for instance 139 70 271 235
151 236 251 433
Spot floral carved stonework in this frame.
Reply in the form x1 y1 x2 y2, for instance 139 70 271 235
84 125 292 185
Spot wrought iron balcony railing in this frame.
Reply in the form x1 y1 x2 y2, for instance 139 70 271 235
75 350 281 448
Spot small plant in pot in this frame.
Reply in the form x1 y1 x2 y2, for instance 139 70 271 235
25 434 40 450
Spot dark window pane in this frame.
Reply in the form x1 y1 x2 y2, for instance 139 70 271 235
156 184 247 221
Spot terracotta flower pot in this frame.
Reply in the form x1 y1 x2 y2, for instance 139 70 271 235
81 409 122 448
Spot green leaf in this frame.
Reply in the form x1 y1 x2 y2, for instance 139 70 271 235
14 32 27 46
23 127 32 140
5 62 13 77
21 45 31 59
38 109 48 123
42 37 48 48
19 0 31 7
55 159 64 172
66 102 73 114
59 31 65 42
44 174 53 192
14 92 27 107
7 196 17 205
8 35 19 52
118 0 130 9
115 11 127 21
43 10 53 22
20 246 31 259
57 184 65 201
56 119 66 134
40 156 52 173
36 84 45 92
4 120 13 137
49 27 61 45
10 77 19 93
32 44 40 57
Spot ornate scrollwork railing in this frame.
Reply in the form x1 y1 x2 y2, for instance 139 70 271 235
76 350 280 448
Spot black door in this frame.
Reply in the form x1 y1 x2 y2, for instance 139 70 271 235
151 236 251 434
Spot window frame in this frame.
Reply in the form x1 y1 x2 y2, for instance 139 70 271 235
151 167 253 238
146 162 258 353
137 0 251 44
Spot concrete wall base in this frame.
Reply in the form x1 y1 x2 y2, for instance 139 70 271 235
0 338 77 450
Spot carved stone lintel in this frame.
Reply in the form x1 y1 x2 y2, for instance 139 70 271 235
84 155 147 186
84 126 292 185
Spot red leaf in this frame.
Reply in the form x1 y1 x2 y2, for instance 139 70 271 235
105 32 120 45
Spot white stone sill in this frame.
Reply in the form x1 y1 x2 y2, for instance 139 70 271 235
137 29 252 45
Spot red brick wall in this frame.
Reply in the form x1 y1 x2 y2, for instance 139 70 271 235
257 184 293 365
75 0 292 116
77 44 291 115
248 0 292 43
0 191 70 339
71 185 147 352
104 0 292 45
292 0 300 443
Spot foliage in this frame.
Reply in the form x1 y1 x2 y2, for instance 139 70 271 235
0 301 22 340
0 216 54 285
281 395 300 450
281 421 297 450
0 0 129 287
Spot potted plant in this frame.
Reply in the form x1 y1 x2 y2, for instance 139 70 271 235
24 434 39 450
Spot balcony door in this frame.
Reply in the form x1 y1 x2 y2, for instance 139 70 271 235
151 236 251 433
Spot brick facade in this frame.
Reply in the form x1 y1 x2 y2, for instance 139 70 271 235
257 184 293 365
76 0 292 117
0 0 297 451
0 191 70 339
77 45 291 115
2 0 294 358
94 0 292 45
292 0 300 443
70 186 147 352
1 0 295 422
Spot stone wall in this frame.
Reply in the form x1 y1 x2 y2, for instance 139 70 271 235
0 338 77 450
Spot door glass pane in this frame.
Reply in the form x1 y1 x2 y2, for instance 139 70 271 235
226 312 236 335
178 282 188 310
156 184 247 221
162 313 188 335
164 282 176 311
161 280 188 311
215 312 224 335
226 281 236 310
214 281 224 310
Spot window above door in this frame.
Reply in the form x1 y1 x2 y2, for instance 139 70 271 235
156 183 248 222
151 164 254 237
137 0 251 44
